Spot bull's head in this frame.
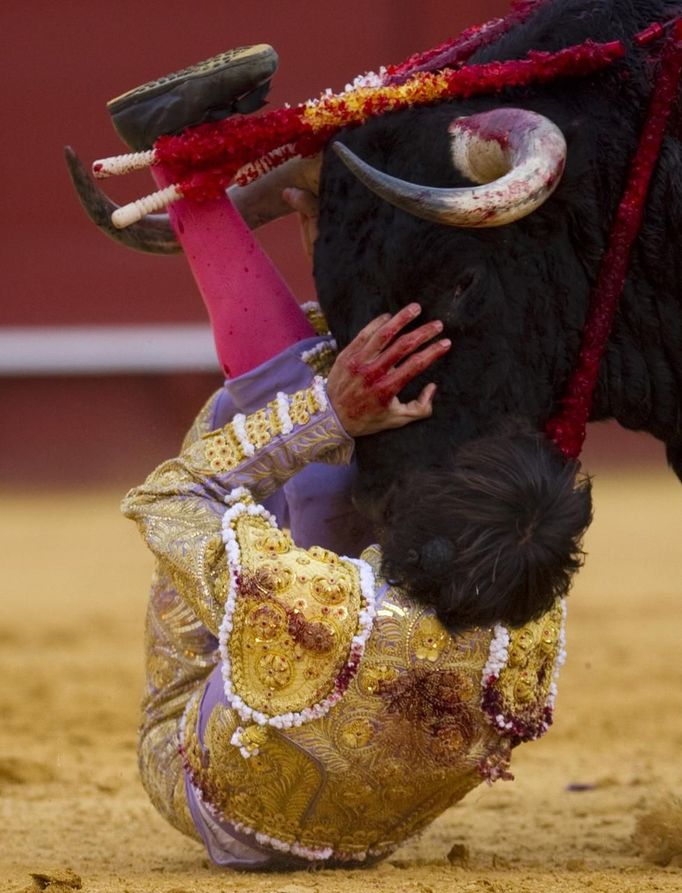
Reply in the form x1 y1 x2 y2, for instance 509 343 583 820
72 0 682 630
314 102 593 631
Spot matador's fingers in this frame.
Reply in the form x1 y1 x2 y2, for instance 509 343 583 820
380 338 451 400
364 319 444 382
282 187 319 219
362 303 422 358
380 383 438 430
343 313 392 355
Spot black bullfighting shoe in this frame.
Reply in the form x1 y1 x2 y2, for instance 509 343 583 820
107 44 278 151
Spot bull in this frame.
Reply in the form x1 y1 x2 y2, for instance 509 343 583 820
67 0 681 631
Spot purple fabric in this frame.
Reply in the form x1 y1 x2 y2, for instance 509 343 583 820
211 335 373 555
184 778 275 868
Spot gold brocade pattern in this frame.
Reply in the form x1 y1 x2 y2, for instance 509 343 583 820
202 384 330 473
122 388 353 639
228 512 362 718
484 601 564 738
128 385 562 864
139 570 218 840
181 547 544 861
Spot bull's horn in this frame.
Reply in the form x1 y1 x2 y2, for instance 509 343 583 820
332 108 566 228
64 146 181 255
66 146 322 253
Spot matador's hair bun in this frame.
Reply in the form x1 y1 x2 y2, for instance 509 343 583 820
381 420 593 632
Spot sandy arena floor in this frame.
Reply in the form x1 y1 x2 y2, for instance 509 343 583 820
2 471 682 893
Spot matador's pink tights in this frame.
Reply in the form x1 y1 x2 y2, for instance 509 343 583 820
153 164 314 378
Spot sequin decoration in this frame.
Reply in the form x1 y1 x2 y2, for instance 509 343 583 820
300 302 331 336
219 489 377 729
202 381 329 474
480 599 566 741
180 548 568 864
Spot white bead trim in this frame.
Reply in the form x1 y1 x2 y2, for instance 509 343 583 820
230 726 258 760
311 375 328 412
299 300 321 315
300 339 338 365
219 488 376 735
480 599 568 735
481 624 510 684
231 413 256 457
275 392 293 435
223 486 252 506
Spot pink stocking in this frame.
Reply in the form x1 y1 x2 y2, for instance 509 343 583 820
153 165 314 378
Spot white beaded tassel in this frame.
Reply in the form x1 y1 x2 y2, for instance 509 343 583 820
111 184 182 228
92 149 156 178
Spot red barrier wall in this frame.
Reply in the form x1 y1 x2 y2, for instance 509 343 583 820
0 1 666 487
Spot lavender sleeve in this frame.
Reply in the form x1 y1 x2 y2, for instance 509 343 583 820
121 379 354 635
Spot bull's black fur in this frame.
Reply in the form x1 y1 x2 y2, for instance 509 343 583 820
314 0 682 629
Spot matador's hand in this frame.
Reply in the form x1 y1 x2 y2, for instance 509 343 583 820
326 304 451 437
282 187 319 260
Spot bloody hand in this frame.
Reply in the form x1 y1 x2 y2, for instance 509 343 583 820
326 303 451 437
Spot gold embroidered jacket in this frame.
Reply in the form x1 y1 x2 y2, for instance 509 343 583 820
123 378 566 865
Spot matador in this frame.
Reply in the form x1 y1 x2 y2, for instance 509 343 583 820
112 45 568 870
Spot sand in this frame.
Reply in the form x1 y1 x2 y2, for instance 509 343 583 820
2 471 681 893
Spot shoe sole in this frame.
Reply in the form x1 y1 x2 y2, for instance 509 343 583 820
107 44 277 113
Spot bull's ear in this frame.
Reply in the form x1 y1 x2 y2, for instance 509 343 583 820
379 424 593 631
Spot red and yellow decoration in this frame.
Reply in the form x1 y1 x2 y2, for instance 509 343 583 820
154 38 625 204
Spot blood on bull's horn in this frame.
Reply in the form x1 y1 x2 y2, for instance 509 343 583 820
332 108 567 228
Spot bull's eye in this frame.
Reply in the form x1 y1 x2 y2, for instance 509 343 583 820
452 271 476 302
444 267 495 331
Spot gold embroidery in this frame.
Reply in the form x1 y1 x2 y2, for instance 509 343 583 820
358 663 399 695
239 724 270 755
413 615 449 662
200 384 328 474
182 551 518 859
227 511 363 717
249 601 287 639
485 600 564 737
244 409 271 449
302 302 330 336
134 395 563 862
257 530 293 554
337 717 375 750
289 389 320 425
205 432 243 473
301 343 337 376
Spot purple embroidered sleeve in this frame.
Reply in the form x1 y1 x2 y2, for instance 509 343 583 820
121 379 354 635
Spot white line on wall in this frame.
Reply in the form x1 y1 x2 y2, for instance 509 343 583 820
0 325 220 375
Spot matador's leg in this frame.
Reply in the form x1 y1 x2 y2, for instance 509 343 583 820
108 46 315 378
